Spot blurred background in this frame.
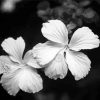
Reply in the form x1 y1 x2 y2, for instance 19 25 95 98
0 0 100 100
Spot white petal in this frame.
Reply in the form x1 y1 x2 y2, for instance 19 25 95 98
0 67 43 95
45 51 68 80
65 50 91 80
17 68 43 93
24 50 41 68
41 20 68 44
32 41 63 65
0 70 20 96
69 27 100 51
1 37 25 63
0 56 14 74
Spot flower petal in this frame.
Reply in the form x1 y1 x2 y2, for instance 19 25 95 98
65 50 91 80
0 56 14 74
45 51 68 80
32 41 63 65
41 20 68 44
69 27 100 51
0 67 43 95
24 50 41 68
1 37 25 63
0 70 20 96
18 68 43 93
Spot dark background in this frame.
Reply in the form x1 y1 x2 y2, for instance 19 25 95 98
0 0 100 100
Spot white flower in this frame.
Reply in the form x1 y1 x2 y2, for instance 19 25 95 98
33 20 100 80
0 37 43 96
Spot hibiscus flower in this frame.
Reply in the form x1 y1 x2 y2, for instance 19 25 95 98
33 20 100 80
0 37 43 96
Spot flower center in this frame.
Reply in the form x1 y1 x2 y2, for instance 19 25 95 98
65 44 69 49
18 60 27 68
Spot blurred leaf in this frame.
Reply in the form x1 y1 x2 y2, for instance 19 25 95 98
79 0 91 7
